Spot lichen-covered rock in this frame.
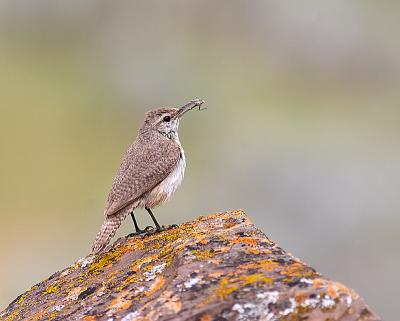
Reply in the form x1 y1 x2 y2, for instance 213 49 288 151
0 210 380 321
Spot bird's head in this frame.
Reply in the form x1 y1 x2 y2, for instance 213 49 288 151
141 99 205 139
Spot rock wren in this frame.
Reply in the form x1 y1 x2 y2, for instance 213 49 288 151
91 99 205 254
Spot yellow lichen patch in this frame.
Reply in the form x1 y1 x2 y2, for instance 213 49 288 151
240 260 280 273
133 237 182 276
15 293 26 305
213 273 273 301
4 310 21 321
44 284 59 294
131 254 159 273
240 273 273 286
82 316 97 321
145 226 192 246
214 278 240 300
146 276 166 297
117 274 139 292
88 246 127 274
191 249 213 261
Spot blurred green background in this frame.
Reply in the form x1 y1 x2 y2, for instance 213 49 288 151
0 1 399 319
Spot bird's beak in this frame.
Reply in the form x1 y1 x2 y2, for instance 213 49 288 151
173 99 205 119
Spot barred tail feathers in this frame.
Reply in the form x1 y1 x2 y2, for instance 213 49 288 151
91 212 127 254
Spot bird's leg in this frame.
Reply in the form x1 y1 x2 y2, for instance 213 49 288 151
145 207 178 233
129 212 147 236
145 207 162 231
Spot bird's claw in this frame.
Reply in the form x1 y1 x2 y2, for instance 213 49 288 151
128 231 145 237
139 224 179 237
144 226 156 235
129 226 155 237
160 224 178 231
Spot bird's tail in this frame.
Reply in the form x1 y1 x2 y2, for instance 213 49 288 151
91 212 127 255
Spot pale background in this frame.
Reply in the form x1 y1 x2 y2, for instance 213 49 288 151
0 2 399 320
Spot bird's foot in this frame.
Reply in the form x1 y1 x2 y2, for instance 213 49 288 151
128 227 153 237
143 226 157 235
141 224 179 236
159 224 178 231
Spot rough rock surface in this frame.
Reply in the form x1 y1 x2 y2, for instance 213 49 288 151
1 210 380 321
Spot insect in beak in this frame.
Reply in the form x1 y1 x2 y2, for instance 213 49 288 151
174 99 206 119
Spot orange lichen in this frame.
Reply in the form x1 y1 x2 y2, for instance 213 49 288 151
236 237 259 246
281 262 318 278
223 221 236 229
198 239 210 245
312 278 325 289
247 248 261 255
160 292 182 313
294 291 308 302
131 253 159 273
209 271 226 279
327 286 339 299
109 291 132 312
126 238 144 251
0 209 378 321
146 276 166 297
30 308 50 321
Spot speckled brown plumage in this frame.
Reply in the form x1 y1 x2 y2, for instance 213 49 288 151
91 100 205 254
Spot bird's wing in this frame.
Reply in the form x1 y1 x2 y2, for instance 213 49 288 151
105 138 181 217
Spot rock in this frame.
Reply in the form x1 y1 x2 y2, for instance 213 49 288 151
0 210 380 321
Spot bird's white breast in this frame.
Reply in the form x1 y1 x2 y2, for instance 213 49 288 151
145 145 186 208
160 149 186 199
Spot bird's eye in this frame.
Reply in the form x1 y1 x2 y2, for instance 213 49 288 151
163 115 171 122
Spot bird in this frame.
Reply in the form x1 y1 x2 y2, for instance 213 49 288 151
91 98 205 254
